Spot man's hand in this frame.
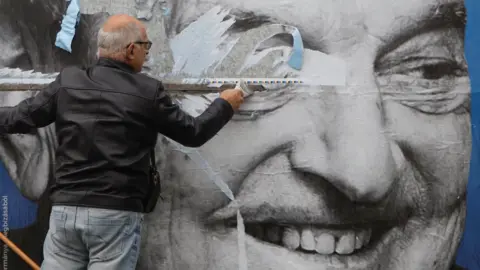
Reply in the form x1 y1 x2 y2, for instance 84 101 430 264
220 89 244 111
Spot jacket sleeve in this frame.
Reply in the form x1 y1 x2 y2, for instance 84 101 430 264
0 76 61 134
153 82 234 147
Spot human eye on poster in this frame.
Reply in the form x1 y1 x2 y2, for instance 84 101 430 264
0 0 478 269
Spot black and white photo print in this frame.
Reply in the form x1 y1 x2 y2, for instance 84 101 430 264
0 0 471 269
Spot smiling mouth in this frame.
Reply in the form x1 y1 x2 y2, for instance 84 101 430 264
210 150 406 263
224 219 395 257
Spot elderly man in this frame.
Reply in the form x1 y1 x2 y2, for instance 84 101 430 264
0 0 471 270
0 13 244 270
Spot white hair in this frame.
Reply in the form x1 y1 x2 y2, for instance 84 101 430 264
97 22 143 56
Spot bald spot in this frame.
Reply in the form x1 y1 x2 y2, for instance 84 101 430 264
102 14 146 36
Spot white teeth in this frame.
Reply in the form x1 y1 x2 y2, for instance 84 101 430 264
300 227 316 251
335 231 355 254
257 225 373 255
355 231 365 249
315 233 335 254
282 227 300 250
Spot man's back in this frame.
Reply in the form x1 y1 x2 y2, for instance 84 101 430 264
51 58 161 212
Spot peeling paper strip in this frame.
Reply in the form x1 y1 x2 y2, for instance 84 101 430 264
170 6 236 76
237 210 248 270
55 0 81 52
274 48 347 86
227 24 304 76
287 28 304 70
168 7 304 77
0 68 58 85
169 141 247 269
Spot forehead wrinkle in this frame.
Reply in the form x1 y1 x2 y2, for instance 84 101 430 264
170 0 465 55
374 1 465 61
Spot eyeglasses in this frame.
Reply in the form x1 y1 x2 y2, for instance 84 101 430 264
126 40 152 50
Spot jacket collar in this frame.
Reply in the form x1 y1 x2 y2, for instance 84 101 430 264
96 57 135 73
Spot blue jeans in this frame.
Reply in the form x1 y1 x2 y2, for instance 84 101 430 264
41 206 144 270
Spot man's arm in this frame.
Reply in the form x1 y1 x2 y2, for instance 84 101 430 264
0 76 60 134
153 83 236 148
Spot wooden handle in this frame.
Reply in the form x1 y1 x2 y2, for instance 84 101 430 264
0 232 40 270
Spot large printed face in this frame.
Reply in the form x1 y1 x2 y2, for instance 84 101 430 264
0 0 470 269
142 0 471 269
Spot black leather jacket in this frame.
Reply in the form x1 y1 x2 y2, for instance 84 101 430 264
0 58 234 212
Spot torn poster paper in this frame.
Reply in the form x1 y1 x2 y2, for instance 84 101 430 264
55 0 81 53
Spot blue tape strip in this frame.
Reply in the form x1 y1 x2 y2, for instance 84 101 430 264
287 28 304 70
55 0 81 53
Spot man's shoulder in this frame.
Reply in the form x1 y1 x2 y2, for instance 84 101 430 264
59 65 82 73
135 72 162 86
134 73 164 97
57 65 88 78
56 65 84 84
